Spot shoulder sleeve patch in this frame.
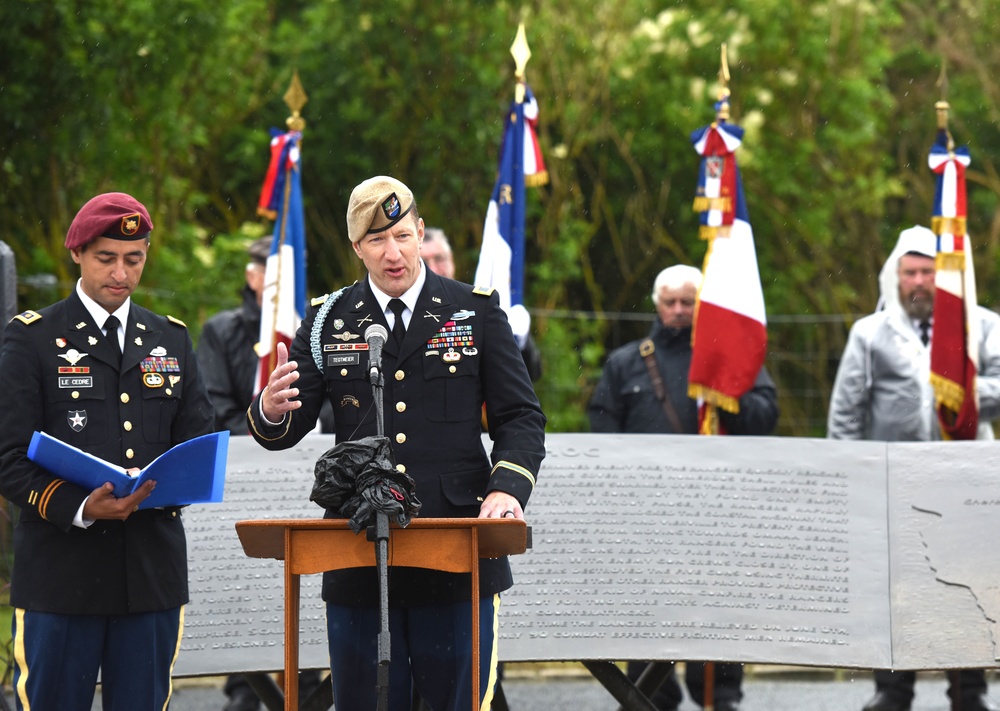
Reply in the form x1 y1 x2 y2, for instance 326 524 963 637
167 315 188 328
472 286 495 297
311 294 330 307
12 310 42 325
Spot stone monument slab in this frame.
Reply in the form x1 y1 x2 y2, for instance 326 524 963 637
176 433 1000 676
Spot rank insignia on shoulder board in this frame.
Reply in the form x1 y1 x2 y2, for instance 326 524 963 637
13 310 42 325
472 286 494 296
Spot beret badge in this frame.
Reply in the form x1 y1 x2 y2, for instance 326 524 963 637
121 213 141 236
382 194 401 220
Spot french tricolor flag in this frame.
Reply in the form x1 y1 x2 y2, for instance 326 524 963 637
255 129 307 394
475 85 547 344
687 115 767 433
928 128 978 439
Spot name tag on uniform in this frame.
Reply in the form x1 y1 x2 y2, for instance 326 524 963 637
328 353 360 367
59 376 93 389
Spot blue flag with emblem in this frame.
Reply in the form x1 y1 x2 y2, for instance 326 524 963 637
474 84 547 344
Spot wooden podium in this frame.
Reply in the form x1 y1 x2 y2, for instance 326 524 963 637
236 518 529 711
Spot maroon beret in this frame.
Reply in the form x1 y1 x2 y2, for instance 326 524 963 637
65 192 154 250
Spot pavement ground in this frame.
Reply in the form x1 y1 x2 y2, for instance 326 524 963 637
3 664 993 711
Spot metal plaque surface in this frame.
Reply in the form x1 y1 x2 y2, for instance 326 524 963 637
501 434 891 668
176 433 1000 677
176 435 333 676
886 441 1000 668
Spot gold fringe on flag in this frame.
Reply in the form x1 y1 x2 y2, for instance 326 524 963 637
698 225 732 241
935 252 965 271
688 383 740 415
931 216 967 236
692 196 731 213
929 371 967 414
525 171 549 188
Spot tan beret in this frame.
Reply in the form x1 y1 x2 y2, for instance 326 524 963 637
346 176 414 243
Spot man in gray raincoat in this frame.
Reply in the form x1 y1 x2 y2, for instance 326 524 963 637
828 225 1000 711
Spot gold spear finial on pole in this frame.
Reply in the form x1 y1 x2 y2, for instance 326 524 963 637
283 70 308 132
511 23 531 104
935 61 955 152
716 43 731 122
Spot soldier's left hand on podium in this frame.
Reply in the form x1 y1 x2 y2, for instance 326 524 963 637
479 491 522 520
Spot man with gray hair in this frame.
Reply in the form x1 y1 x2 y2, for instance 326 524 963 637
828 225 1000 711
588 264 778 711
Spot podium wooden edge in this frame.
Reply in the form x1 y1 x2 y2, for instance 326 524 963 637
235 517 529 563
232 517 529 711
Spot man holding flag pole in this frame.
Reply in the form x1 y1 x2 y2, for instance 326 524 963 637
203 72 325 711
828 90 1000 711
588 49 778 711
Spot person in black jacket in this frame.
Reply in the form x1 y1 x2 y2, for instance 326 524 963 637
197 236 326 711
587 264 778 711
247 175 546 711
197 237 271 436
0 192 215 711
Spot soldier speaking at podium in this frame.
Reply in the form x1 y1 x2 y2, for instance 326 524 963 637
247 175 546 711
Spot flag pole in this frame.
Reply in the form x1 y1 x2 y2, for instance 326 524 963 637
698 45 731 437
265 72 308 377
928 60 979 441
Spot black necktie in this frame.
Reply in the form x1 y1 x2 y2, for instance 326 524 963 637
104 315 122 364
388 298 407 347
919 320 930 347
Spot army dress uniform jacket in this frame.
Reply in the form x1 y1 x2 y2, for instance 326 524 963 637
248 270 546 607
0 290 215 615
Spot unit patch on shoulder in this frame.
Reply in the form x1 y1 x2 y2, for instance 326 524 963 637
311 294 330 307
167 315 187 328
472 286 495 297
13 310 42 325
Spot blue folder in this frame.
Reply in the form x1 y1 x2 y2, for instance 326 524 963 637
27 430 229 509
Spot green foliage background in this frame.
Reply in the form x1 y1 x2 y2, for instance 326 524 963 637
5 0 1000 685
4 0 1000 437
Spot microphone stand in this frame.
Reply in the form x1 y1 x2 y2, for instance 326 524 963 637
365 356 391 711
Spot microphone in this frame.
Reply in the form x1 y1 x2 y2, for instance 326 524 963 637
364 324 389 381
